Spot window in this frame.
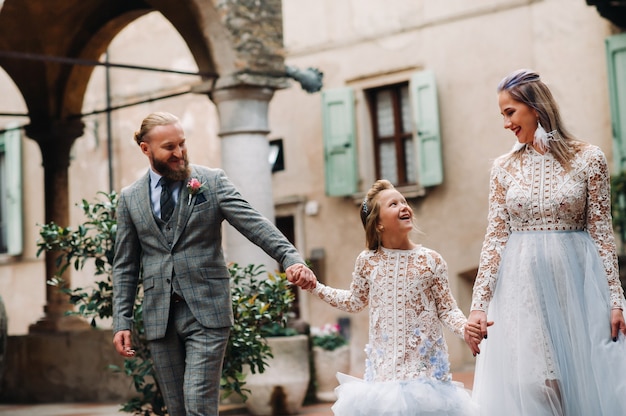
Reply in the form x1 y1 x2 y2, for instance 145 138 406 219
269 138 285 173
321 70 442 197
366 83 414 186
0 124 23 256
606 33 626 171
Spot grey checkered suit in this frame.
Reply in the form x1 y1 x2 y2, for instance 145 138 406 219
112 164 305 415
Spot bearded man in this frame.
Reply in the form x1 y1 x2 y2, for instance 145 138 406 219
112 111 316 416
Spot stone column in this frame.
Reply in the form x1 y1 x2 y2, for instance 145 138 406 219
211 86 280 272
26 119 90 332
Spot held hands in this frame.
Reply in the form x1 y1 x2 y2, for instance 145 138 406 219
464 310 494 357
113 330 136 358
285 263 317 290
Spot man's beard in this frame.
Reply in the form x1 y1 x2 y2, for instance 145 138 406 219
153 153 190 182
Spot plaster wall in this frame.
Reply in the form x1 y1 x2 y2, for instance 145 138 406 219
0 0 619 384
272 0 616 373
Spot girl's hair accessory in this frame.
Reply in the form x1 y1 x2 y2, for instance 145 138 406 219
362 197 369 216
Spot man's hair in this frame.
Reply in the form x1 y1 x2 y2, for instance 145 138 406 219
134 112 180 146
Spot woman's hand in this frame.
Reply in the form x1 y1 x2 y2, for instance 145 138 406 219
610 308 626 342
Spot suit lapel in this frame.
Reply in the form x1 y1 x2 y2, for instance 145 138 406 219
172 169 196 247
136 171 171 248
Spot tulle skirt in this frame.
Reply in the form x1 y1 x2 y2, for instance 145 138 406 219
331 373 478 416
472 230 626 416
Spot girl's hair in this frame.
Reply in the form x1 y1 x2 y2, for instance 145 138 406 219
134 112 180 145
497 69 583 168
360 179 395 250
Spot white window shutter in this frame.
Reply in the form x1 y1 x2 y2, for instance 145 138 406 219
5 125 23 256
321 87 358 196
410 70 443 187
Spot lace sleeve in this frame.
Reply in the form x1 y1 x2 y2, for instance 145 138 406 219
308 252 370 313
471 160 511 311
431 251 467 338
585 147 624 309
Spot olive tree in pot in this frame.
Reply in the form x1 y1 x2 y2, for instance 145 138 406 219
37 192 300 414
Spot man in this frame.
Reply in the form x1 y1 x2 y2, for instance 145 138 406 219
112 111 316 415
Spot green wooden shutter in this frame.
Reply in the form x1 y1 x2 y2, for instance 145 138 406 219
321 87 358 196
606 33 626 172
410 70 443 187
5 125 22 256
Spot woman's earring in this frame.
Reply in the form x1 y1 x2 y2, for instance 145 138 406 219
534 121 555 152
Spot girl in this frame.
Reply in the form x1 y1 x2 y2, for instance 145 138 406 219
304 179 478 416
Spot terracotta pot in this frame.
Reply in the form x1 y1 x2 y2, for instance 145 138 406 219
313 344 350 402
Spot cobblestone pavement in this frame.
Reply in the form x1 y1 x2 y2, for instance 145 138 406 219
0 372 473 416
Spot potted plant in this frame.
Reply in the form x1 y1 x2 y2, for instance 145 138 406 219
310 323 349 402
37 192 301 414
236 267 311 416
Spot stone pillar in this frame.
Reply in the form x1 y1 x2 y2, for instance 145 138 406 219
26 119 90 332
211 86 279 272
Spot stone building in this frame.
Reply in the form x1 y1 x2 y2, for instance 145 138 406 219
0 0 625 402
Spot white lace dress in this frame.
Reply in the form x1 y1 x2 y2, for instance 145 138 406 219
471 144 626 416
310 245 478 416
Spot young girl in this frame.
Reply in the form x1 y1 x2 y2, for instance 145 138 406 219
303 179 478 416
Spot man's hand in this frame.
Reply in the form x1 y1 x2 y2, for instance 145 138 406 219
285 263 317 290
113 330 136 358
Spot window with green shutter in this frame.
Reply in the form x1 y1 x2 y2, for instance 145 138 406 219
606 33 626 172
321 88 358 196
0 124 23 255
410 70 443 187
321 70 443 196
366 82 414 186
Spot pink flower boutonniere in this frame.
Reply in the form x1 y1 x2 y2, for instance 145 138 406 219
186 178 206 205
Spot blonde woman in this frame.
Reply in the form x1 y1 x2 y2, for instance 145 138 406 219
467 69 626 415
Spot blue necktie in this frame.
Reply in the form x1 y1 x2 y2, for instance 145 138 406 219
159 178 175 222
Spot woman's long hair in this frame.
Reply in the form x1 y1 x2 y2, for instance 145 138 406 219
497 69 584 168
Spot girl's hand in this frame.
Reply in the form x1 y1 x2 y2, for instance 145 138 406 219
464 321 482 356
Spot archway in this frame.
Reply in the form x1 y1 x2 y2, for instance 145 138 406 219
0 0 289 332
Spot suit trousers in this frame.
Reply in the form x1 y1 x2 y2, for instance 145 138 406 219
149 298 230 416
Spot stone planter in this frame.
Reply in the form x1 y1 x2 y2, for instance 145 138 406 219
313 344 350 402
243 334 310 416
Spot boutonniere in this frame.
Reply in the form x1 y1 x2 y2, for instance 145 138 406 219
186 178 206 205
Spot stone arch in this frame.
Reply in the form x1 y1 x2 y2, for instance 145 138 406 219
0 0 288 331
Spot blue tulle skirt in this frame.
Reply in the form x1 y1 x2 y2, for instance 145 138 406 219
331 373 478 416
472 230 626 416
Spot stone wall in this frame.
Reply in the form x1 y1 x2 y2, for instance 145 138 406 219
0 330 134 403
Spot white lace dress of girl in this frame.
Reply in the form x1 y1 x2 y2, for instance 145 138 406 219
310 245 478 416
471 144 626 416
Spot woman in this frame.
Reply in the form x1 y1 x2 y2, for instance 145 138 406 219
466 69 626 415
301 179 478 416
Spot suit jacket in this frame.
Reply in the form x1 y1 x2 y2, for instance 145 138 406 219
112 165 305 341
